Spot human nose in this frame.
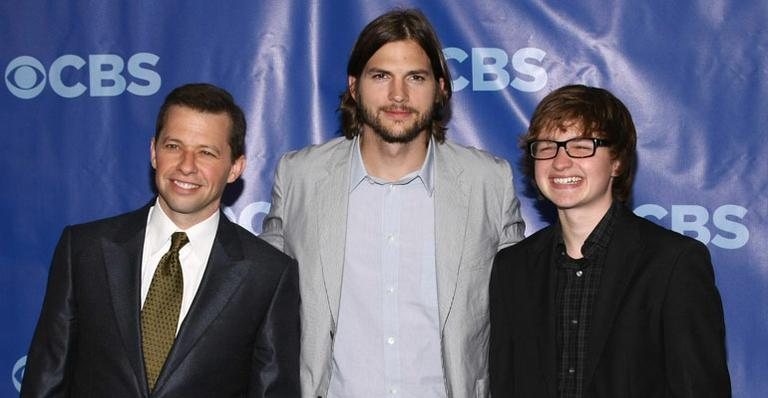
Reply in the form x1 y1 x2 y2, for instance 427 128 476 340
551 145 572 169
389 79 407 103
178 150 197 173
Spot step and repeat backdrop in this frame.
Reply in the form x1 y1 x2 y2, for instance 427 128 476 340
1 1 765 396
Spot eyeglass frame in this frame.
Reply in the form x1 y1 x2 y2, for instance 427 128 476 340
527 137 613 160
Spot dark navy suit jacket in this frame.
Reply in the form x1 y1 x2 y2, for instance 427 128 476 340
21 203 300 397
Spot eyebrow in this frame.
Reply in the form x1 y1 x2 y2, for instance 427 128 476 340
161 137 223 152
365 67 432 76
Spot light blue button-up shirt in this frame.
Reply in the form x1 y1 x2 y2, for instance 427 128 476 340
328 137 445 397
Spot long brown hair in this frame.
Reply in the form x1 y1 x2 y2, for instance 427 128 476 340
339 8 452 143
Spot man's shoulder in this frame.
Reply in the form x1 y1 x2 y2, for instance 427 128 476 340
438 139 509 164
619 207 708 252
437 139 512 176
226 218 294 263
280 136 351 165
65 205 150 237
500 224 555 256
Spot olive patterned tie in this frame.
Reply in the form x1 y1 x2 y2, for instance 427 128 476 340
141 231 188 391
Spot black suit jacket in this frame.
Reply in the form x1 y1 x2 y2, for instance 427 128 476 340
21 204 300 397
489 205 731 397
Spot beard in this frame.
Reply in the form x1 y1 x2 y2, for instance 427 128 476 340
357 100 434 144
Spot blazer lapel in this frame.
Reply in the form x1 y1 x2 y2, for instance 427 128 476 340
583 208 645 387
153 214 251 392
315 141 353 326
101 205 152 391
535 231 560 398
433 145 469 330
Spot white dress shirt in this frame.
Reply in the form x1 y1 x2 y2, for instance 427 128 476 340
140 200 219 333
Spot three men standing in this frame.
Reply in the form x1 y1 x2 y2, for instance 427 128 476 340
260 8 525 398
21 9 732 398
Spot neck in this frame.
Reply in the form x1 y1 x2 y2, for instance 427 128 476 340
359 130 429 181
157 197 218 230
557 201 613 258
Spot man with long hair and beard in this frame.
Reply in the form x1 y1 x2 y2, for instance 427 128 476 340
261 8 525 398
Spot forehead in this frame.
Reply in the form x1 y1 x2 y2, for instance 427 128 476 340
364 40 432 71
536 118 587 139
160 105 232 142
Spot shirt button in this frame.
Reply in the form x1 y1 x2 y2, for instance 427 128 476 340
571 319 578 326
575 270 583 277
386 234 396 242
387 337 396 345
389 388 398 395
386 286 395 294
568 367 576 374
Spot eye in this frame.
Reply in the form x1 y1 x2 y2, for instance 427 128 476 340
371 72 388 80
408 74 426 82
164 143 179 150
200 149 219 158
571 139 593 150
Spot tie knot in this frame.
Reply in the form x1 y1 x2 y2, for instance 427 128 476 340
170 232 189 253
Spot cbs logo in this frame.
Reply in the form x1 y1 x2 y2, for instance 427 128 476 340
5 53 161 99
444 46 548 92
635 204 749 249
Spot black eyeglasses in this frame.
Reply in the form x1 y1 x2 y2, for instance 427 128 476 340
528 138 612 160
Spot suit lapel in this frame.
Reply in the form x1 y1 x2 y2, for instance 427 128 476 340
314 141 353 326
583 208 645 387
433 145 470 330
101 205 152 392
153 214 251 392
536 230 559 398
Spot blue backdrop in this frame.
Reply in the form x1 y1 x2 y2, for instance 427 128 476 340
1 1 765 396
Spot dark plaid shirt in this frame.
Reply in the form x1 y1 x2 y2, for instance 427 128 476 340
555 202 618 398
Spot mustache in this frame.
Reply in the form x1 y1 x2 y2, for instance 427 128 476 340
380 105 418 113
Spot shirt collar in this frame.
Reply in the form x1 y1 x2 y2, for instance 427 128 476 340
147 198 220 260
555 200 620 265
348 135 435 195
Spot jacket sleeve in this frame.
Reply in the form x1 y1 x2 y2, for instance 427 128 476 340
21 227 78 398
497 160 526 250
260 155 288 252
662 239 731 397
248 258 301 398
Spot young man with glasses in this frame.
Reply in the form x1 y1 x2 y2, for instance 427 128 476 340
489 84 731 397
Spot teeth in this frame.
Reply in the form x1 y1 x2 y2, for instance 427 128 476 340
553 176 582 184
173 180 200 189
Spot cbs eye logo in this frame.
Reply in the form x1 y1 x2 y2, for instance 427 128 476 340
5 56 46 99
5 53 161 99
12 355 26 392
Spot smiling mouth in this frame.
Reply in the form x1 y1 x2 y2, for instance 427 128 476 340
173 179 201 190
553 176 582 185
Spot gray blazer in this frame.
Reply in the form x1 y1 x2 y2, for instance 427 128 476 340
261 136 525 398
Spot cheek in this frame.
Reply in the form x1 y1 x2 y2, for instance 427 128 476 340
210 165 235 186
414 89 437 106
533 164 548 186
357 84 379 102
152 155 169 173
